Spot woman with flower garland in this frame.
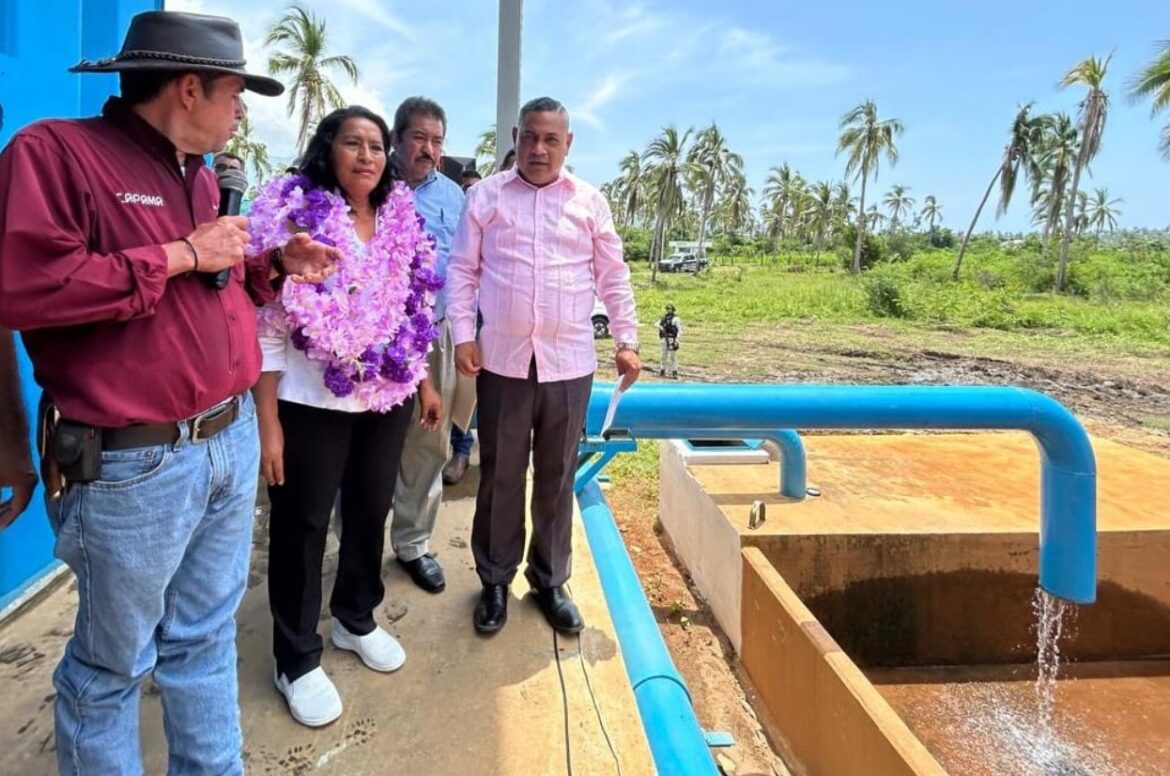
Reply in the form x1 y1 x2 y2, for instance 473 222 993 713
248 106 444 728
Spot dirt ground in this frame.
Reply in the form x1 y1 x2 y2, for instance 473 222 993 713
606 477 788 776
606 323 1170 776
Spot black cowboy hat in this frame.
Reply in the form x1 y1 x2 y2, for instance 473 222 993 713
69 11 284 97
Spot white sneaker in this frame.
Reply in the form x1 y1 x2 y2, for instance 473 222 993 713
274 666 343 728
330 619 406 673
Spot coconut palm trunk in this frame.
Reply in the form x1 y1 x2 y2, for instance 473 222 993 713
1055 159 1087 291
953 169 1001 280
694 187 714 275
852 174 868 274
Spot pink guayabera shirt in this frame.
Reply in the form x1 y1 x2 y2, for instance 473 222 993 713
447 169 638 383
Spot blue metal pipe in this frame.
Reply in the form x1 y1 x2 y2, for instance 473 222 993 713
577 480 718 775
586 383 1097 603
614 427 807 499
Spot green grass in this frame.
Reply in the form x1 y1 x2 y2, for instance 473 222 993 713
623 247 1170 350
606 439 659 488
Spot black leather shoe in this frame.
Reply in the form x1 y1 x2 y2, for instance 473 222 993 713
397 554 446 593
441 454 469 485
534 586 584 634
474 584 509 634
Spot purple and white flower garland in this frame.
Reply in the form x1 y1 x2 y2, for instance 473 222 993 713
249 173 444 411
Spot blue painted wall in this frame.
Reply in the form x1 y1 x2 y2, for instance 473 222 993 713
0 0 163 608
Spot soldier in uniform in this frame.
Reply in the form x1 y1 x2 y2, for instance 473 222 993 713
657 303 682 379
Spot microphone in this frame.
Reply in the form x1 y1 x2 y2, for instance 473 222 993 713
208 167 249 290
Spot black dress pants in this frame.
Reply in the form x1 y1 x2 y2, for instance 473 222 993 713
268 397 413 681
472 359 592 590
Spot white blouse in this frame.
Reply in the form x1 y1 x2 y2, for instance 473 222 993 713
260 217 411 413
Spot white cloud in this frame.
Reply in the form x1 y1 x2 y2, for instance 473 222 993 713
331 0 415 39
718 27 851 87
574 72 631 129
603 4 666 46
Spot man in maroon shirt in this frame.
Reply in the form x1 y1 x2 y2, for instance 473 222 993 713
0 12 337 774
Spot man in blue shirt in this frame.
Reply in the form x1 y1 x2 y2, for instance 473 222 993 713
390 97 466 593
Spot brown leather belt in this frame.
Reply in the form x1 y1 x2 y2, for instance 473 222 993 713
102 396 242 450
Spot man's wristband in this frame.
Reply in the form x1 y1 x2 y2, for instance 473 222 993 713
181 238 199 272
616 341 639 355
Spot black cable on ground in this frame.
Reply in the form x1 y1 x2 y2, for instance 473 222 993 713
567 583 623 776
578 633 624 776
553 627 573 776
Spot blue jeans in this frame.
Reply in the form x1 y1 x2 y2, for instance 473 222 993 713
450 422 474 458
46 395 259 775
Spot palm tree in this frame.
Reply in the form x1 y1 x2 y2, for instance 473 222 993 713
614 151 645 228
1086 187 1122 242
761 203 785 258
476 126 497 175
837 100 904 273
1074 190 1092 235
266 4 360 153
1032 113 1079 253
224 108 274 185
643 125 693 283
762 163 799 241
920 195 943 232
686 124 742 272
807 181 835 259
787 178 811 243
883 184 915 230
952 104 1047 280
1056 54 1111 292
1128 41 1170 159
715 169 754 238
599 181 622 224
831 182 856 230
865 204 886 232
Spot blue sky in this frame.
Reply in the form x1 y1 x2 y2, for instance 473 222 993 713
169 0 1170 232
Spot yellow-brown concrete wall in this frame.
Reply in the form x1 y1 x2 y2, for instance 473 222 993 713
741 548 946 776
659 440 747 650
753 532 1170 666
663 432 1170 666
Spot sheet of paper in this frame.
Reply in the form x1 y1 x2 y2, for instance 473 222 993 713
450 370 477 434
600 381 623 437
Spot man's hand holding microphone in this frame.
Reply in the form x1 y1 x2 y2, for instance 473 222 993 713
165 166 341 284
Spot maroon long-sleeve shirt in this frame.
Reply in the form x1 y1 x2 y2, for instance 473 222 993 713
0 98 276 427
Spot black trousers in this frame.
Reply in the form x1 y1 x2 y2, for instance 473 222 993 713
472 360 592 590
268 397 414 681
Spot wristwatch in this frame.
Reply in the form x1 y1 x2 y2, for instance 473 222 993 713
616 341 640 355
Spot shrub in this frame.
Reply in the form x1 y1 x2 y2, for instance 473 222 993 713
618 226 651 263
885 231 916 262
926 228 957 249
838 225 886 271
862 272 909 318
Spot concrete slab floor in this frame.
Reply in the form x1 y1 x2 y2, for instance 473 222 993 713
0 491 655 775
691 432 1170 535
